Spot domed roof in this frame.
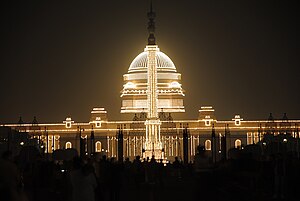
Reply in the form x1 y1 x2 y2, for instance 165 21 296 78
128 51 177 73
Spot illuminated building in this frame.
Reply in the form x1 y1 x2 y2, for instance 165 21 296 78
143 5 162 159
3 109 300 162
120 46 185 113
2 5 300 162
120 5 184 114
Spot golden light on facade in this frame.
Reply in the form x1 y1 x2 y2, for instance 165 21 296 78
120 47 185 114
143 44 163 159
123 82 136 89
63 117 74 128
2 3 299 163
232 115 243 126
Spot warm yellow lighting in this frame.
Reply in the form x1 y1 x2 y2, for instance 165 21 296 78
232 114 243 126
128 50 177 73
121 44 185 114
93 108 105 110
90 117 102 128
95 141 102 152
63 117 74 128
235 139 242 148
199 106 215 112
205 140 211 150
201 106 213 109
65 142 72 149
169 81 181 88
91 108 107 114
205 120 211 126
142 45 164 160
124 82 136 89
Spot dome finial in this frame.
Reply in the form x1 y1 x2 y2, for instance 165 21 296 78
147 0 156 45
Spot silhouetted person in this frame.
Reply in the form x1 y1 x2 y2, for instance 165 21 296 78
0 151 25 201
157 159 165 188
193 146 214 200
273 153 286 199
70 157 97 201
98 155 110 200
123 157 132 182
194 146 211 173
173 157 182 180
132 156 143 190
147 156 157 183
108 158 123 201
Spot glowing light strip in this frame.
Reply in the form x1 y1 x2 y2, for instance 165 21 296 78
91 111 107 113
199 109 215 112
93 108 105 110
201 106 213 109
5 120 300 129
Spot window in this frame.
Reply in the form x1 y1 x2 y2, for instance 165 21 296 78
95 121 101 128
205 140 211 150
205 120 211 126
95 141 102 152
235 139 242 149
65 142 72 149
64 117 74 128
232 115 243 126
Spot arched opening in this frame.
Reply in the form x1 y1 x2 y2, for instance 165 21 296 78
205 140 211 150
65 141 72 149
95 141 102 152
235 139 242 149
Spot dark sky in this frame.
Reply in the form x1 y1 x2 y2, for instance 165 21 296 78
1 0 299 124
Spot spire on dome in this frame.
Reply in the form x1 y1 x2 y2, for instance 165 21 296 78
147 0 156 45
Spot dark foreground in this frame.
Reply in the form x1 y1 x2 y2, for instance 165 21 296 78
1 151 300 201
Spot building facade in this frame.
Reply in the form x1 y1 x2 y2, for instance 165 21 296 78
3 108 300 161
2 5 300 161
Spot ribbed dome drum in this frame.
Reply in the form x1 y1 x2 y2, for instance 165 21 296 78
121 46 185 114
128 50 177 73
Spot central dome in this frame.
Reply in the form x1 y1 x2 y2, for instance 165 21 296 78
121 45 185 114
128 49 177 73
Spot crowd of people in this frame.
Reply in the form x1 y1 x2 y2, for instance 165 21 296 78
1 145 300 201
0 150 189 201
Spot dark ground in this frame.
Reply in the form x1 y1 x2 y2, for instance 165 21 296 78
1 149 300 201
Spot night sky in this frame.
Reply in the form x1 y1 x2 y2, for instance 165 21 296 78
1 0 299 124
